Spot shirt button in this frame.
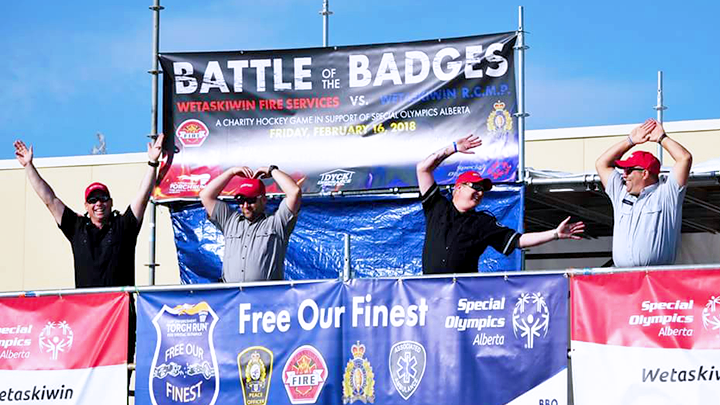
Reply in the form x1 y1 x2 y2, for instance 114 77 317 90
445 246 449 250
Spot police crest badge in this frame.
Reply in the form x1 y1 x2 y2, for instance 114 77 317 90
342 341 375 404
238 346 274 405
388 341 426 400
486 100 513 140
149 302 220 405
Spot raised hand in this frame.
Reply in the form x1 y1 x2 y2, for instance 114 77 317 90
253 167 271 179
629 119 656 145
232 166 254 178
13 140 33 167
455 134 482 154
648 119 666 142
147 133 165 163
556 216 585 240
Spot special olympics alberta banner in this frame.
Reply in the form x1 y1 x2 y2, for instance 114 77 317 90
571 269 720 404
0 292 129 405
156 32 518 200
135 275 567 405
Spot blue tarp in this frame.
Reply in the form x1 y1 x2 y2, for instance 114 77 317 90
170 185 523 283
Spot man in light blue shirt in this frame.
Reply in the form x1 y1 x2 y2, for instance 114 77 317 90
596 119 692 267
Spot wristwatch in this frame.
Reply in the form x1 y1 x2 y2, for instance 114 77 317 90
268 165 278 175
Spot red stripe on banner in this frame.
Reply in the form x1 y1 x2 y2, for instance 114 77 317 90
0 292 128 370
571 269 720 349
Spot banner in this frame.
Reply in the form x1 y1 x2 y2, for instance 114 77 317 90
0 292 129 404
170 185 523 283
156 32 518 200
571 269 720 404
135 275 567 405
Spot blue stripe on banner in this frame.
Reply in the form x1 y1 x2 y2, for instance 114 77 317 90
135 274 567 405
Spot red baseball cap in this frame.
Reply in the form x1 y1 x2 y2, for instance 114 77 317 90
84 182 111 200
236 178 266 198
455 171 492 191
615 151 661 175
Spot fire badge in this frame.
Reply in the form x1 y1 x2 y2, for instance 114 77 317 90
342 341 375 404
176 119 210 148
388 341 426 400
149 302 219 405
486 100 513 140
238 347 274 405
282 345 328 404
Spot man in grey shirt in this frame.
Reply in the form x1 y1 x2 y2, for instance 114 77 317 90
596 119 692 267
199 165 301 282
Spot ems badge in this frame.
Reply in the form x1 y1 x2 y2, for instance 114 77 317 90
282 345 328 404
486 100 513 140
388 341 426 400
342 341 375 404
149 302 220 405
238 346 274 405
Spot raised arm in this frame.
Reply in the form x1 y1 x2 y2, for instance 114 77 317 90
416 134 482 195
648 120 692 186
254 166 302 214
595 120 655 188
199 166 254 216
14 140 66 225
130 133 166 222
518 216 585 248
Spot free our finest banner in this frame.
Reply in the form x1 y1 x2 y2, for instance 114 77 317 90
135 275 567 405
0 292 129 404
571 269 720 404
156 32 518 200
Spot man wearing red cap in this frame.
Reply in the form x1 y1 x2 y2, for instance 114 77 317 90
13 134 165 287
199 165 301 282
596 119 692 267
416 134 584 274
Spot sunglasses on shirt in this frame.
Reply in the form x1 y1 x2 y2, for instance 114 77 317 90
623 167 645 175
86 195 110 204
235 195 258 205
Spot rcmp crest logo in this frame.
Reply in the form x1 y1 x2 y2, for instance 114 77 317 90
512 292 550 349
486 100 513 140
149 302 220 405
282 345 328 404
388 341 426 400
342 341 375 404
238 347 274 405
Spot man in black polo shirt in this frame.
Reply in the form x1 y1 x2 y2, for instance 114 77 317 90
13 133 165 363
416 134 584 274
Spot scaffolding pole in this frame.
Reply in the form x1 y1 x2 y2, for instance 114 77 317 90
515 6 529 270
655 71 667 163
148 0 163 285
320 0 332 47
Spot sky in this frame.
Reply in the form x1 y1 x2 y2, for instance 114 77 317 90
2 0 718 158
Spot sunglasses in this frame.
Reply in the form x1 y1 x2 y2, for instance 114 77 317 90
235 195 258 205
623 167 645 175
86 195 110 204
463 182 486 192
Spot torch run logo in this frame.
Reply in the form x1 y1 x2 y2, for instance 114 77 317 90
512 292 550 349
38 321 74 360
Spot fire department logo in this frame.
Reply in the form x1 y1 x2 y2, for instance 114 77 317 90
388 341 426 400
512 292 550 349
38 321 74 360
486 100 513 140
282 345 328 404
150 302 220 405
176 119 210 148
238 347 274 405
702 296 720 336
342 341 375 404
